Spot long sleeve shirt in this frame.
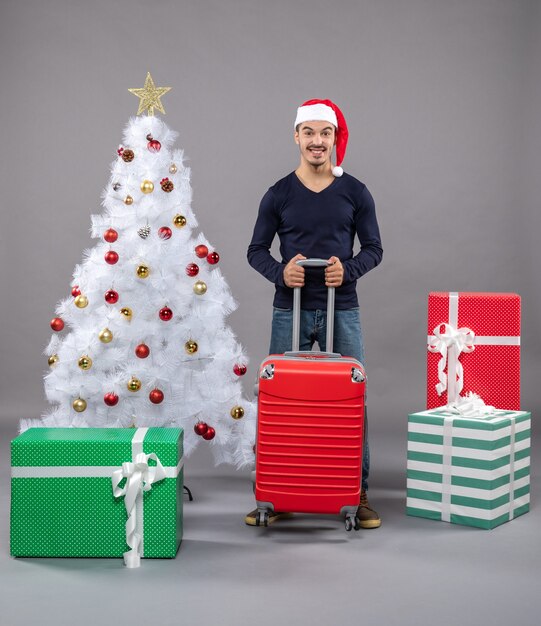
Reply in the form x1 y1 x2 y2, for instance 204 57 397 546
247 171 383 310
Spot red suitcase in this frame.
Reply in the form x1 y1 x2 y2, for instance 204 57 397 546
254 259 365 531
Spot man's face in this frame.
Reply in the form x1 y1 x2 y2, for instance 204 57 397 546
294 120 336 169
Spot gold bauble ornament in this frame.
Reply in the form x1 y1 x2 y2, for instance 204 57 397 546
73 398 87 412
48 354 59 367
127 376 142 392
78 355 93 370
185 340 198 354
169 163 178 174
99 327 113 343
230 406 245 420
173 214 187 228
136 264 150 279
124 195 134 205
120 307 133 320
74 294 89 308
193 280 207 295
140 180 154 194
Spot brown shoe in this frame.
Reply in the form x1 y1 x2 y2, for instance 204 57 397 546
244 509 292 526
356 489 381 529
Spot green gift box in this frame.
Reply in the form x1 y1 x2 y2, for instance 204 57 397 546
407 408 531 529
11 427 183 566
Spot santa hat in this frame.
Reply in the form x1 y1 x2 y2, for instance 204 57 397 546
294 99 348 177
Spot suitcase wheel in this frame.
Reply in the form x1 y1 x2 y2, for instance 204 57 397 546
345 514 359 532
256 510 269 527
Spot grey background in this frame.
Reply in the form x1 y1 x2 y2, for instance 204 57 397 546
0 1 540 625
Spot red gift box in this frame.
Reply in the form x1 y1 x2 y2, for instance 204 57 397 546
427 292 521 410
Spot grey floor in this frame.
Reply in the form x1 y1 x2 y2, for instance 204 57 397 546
1 418 539 626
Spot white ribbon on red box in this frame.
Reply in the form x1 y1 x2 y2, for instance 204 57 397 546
427 292 520 403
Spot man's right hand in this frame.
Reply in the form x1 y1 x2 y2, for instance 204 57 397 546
283 253 306 287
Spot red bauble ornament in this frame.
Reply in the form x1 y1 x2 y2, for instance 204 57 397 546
71 285 81 297
104 250 119 265
104 289 119 304
202 427 216 441
135 343 150 358
104 228 118 243
158 226 172 240
207 251 220 265
159 306 173 321
148 139 162 153
195 244 209 258
104 392 119 406
186 263 199 277
149 388 164 404
50 317 64 332
233 363 247 376
194 422 208 436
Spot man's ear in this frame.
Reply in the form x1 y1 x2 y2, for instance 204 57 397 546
294 131 300 145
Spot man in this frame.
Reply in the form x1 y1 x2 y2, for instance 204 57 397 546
245 99 383 528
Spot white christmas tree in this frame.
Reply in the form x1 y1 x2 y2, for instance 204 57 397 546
27 73 255 468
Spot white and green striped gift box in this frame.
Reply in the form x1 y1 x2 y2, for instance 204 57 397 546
407 408 531 529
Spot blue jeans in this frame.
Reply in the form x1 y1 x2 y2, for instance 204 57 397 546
269 307 370 492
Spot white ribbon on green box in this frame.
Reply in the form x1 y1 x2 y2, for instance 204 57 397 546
11 427 183 567
441 417 453 522
508 418 516 521
439 412 516 523
110 428 183 568
427 292 521 403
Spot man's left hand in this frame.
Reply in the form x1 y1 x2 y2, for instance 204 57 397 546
325 256 344 287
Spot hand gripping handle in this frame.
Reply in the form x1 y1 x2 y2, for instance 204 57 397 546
292 258 335 353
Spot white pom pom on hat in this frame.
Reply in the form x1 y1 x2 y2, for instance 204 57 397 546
294 99 349 177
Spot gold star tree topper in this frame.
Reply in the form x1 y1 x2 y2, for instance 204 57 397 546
128 72 171 116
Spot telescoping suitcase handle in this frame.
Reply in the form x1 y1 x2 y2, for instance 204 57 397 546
290 258 339 355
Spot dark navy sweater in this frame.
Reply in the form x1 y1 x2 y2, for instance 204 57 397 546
247 171 383 310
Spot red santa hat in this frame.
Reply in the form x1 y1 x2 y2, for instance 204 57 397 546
294 99 349 177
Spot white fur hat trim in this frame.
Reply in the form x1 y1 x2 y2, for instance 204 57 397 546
294 103 338 129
